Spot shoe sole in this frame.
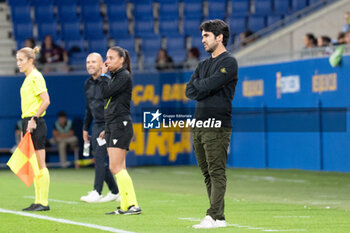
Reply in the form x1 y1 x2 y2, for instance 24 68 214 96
105 211 120 215
192 225 218 229
81 199 103 203
106 210 141 215
122 211 142 215
98 198 118 203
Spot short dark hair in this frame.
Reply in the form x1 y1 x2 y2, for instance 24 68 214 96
200 19 230 46
57 111 67 118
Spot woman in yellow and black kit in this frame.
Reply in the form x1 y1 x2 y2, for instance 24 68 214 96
16 46 51 211
98 46 141 215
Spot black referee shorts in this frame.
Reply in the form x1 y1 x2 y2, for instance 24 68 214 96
105 119 133 150
22 117 47 150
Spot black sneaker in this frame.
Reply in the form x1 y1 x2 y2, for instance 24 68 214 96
32 204 50 211
105 207 121 215
22 203 39 211
119 205 142 215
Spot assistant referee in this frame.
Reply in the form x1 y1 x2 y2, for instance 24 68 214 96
16 46 51 211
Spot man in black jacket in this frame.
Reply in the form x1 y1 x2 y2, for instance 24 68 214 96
80 53 120 203
185 19 238 229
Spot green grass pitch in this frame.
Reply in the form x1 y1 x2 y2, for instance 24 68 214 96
1 166 350 233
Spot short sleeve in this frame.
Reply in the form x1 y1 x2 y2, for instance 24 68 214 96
32 72 48 96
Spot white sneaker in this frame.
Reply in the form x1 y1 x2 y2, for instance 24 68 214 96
99 192 121 202
216 219 227 228
80 190 102 203
193 215 218 229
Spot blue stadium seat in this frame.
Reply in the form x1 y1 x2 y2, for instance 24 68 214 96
109 20 130 40
191 36 207 59
34 5 55 23
76 0 96 4
84 21 105 39
16 39 28 50
231 0 250 15
158 0 179 20
274 0 290 14
183 17 202 37
81 3 102 22
226 33 234 47
207 0 227 20
114 37 136 54
143 50 157 68
8 0 28 5
168 50 186 64
141 36 161 54
104 0 127 4
11 5 31 23
57 5 79 23
183 0 203 19
159 17 180 36
31 0 53 6
247 14 266 32
308 0 320 5
227 16 247 34
267 14 283 26
13 22 33 41
37 22 59 41
291 0 307 12
128 52 138 70
106 2 128 22
166 35 185 52
54 0 77 6
61 22 82 40
65 39 85 53
69 52 88 67
88 38 108 55
133 0 154 19
134 17 155 37
254 0 272 14
206 11 226 20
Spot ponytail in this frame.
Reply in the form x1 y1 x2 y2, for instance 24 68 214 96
33 46 40 54
123 49 132 74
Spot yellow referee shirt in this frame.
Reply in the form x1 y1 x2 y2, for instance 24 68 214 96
20 69 48 119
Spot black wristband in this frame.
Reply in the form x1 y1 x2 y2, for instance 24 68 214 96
32 116 38 122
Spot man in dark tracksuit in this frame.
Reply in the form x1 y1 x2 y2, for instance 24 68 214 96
185 19 238 229
80 53 120 203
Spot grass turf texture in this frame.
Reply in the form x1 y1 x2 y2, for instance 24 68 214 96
1 166 350 233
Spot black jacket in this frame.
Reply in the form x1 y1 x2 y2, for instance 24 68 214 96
83 76 106 131
185 51 238 128
98 67 132 123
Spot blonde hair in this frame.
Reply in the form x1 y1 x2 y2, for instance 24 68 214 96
18 46 40 61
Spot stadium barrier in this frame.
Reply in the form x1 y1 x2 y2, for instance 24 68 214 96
1 55 350 172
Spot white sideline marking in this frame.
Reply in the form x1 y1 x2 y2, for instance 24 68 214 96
151 200 175 203
24 196 78 205
171 171 194 175
274 216 310 218
0 208 135 233
178 217 201 222
308 201 340 205
179 217 306 232
236 175 306 183
262 230 306 232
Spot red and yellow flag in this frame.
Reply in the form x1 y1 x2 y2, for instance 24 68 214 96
7 132 40 187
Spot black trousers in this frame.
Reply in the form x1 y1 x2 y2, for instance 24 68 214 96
92 123 118 195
